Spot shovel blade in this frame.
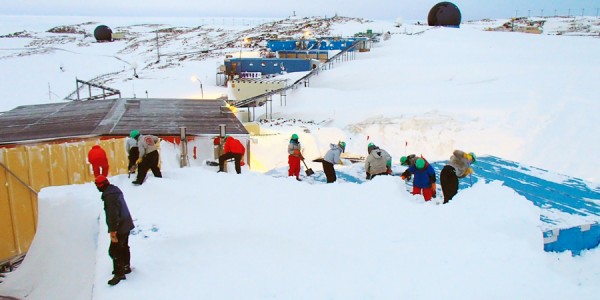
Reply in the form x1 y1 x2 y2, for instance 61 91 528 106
305 168 315 176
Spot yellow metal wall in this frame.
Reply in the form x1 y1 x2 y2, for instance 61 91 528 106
0 137 128 263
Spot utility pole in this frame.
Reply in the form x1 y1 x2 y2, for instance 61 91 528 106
541 9 544 18
155 32 160 63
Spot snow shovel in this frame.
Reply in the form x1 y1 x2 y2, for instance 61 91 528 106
302 159 315 176
206 160 219 167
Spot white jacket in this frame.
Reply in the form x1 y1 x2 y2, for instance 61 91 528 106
138 135 159 157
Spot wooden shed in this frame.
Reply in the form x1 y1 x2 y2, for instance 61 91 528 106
0 98 249 265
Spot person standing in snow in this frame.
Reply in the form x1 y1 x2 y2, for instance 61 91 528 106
365 142 391 180
440 150 476 204
401 158 436 201
132 132 162 185
400 154 437 198
95 175 134 286
288 133 303 181
88 145 109 177
126 130 140 175
320 141 346 183
218 135 246 174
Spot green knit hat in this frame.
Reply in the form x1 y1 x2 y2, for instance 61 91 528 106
415 158 425 169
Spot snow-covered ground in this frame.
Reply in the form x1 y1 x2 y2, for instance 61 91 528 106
1 15 600 299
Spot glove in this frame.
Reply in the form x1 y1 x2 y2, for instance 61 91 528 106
387 168 392 174
400 175 406 180
293 149 300 156
430 181 438 198
136 158 143 164
465 167 473 176
110 231 118 243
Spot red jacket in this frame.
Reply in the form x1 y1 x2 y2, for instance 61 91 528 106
88 145 108 165
224 137 245 155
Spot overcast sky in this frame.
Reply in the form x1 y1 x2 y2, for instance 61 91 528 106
4 0 600 21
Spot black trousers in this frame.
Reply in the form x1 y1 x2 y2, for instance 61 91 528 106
440 165 459 204
219 152 243 174
137 150 162 183
322 161 336 183
128 147 139 171
109 232 131 276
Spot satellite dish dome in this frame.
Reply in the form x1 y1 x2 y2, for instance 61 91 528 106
428 2 461 27
94 25 113 42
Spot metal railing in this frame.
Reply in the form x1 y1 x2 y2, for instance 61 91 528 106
63 70 124 101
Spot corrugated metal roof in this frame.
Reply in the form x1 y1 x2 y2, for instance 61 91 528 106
0 98 248 145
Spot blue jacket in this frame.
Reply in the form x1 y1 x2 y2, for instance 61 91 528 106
406 164 436 189
101 184 135 234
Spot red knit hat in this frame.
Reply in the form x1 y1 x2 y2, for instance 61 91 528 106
95 175 109 186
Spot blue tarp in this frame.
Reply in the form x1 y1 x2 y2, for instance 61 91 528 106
543 224 600 255
429 156 600 224
430 156 600 255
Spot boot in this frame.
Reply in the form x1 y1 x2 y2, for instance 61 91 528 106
108 274 126 285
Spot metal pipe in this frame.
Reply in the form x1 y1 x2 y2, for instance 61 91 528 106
179 127 189 167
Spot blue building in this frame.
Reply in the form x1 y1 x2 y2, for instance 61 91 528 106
224 58 318 78
267 37 369 52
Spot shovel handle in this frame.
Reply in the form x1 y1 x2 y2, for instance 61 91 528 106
301 159 309 168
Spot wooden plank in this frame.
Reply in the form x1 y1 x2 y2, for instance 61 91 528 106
0 150 18 262
104 138 128 175
48 144 69 186
4 148 36 255
27 145 51 192
66 143 88 184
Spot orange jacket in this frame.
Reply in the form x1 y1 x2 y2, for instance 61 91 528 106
88 145 108 165
224 137 245 155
